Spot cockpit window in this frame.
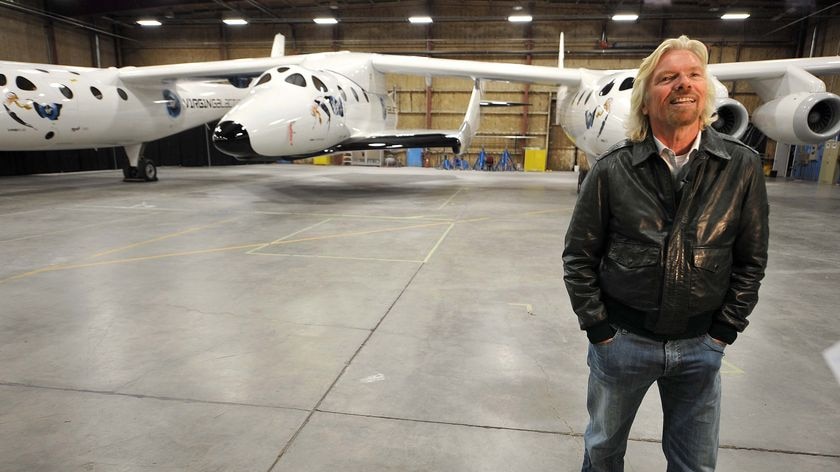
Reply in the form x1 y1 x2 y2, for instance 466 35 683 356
277 67 289 74
16 76 37 91
90 86 102 99
599 80 615 96
361 89 369 102
351 87 359 101
312 76 328 92
285 73 306 87
337 85 347 101
117 88 128 100
583 90 593 105
0 74 6 86
619 77 634 91
255 74 272 86
57 84 73 99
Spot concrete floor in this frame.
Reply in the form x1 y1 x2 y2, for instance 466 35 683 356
0 164 838 471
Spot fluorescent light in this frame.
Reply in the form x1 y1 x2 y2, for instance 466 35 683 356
136 19 162 26
721 12 750 20
409 16 433 24
313 17 338 24
508 14 532 23
612 14 638 21
223 18 248 25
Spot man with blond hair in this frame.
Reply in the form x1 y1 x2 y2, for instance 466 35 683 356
563 36 769 471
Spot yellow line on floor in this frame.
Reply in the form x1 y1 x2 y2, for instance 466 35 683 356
721 359 745 375
253 210 453 222
423 223 455 263
0 242 266 285
270 218 333 244
264 220 452 247
89 216 242 259
0 215 141 244
457 216 492 223
523 208 565 216
248 252 423 263
0 220 451 284
436 188 465 210
247 218 333 254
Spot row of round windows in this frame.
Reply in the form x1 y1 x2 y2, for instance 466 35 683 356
1 73 130 101
254 67 370 103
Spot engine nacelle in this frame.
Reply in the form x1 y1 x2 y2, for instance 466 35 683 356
710 98 749 140
752 92 840 144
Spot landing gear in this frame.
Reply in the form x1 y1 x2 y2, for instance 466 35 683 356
121 143 157 182
123 158 158 182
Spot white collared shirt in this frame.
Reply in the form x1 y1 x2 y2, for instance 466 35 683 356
653 131 702 178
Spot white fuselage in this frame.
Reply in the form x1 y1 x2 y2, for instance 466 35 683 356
557 70 635 160
3 53 839 168
214 53 396 159
0 61 248 151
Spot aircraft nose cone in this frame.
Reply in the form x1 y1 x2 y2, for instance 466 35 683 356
213 120 256 158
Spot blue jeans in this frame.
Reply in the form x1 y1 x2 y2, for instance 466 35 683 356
582 327 725 472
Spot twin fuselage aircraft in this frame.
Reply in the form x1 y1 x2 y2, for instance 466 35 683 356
2 34 840 181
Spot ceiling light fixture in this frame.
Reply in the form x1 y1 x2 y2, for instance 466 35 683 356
612 14 638 21
223 18 248 25
136 19 162 26
313 17 338 24
508 14 532 23
721 12 750 20
409 16 433 24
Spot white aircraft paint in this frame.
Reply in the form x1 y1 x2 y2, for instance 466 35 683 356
2 37 840 181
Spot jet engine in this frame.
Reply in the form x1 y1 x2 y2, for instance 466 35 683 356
710 98 749 140
751 92 840 144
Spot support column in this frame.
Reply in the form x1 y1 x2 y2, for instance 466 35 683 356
45 20 58 64
773 143 792 178
219 24 229 60
519 24 533 145
425 25 433 129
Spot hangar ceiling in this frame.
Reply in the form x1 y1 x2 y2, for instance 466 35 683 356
2 0 834 60
32 1 840 25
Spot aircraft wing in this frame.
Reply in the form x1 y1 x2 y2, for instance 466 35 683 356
328 130 461 153
708 56 840 81
116 50 585 87
118 55 309 83
370 54 583 87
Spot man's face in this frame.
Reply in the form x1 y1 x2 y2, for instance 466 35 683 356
643 49 707 135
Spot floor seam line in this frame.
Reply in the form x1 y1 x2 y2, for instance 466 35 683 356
312 409 840 459
0 381 306 411
265 262 427 471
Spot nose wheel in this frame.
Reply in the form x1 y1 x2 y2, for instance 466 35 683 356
123 158 158 182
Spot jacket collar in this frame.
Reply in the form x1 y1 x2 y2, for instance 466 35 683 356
631 127 733 166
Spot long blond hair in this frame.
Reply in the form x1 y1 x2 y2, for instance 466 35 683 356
626 35 717 142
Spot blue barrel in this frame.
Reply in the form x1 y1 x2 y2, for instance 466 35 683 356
407 148 423 167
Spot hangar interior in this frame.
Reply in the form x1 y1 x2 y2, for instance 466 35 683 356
1 1 840 471
1 0 839 174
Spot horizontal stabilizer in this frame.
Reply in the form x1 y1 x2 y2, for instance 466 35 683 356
480 100 529 107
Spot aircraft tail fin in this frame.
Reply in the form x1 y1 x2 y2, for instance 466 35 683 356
271 34 285 57
558 32 565 68
454 80 482 154
556 32 568 125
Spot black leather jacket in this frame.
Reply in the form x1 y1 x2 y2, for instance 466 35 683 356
562 129 769 345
